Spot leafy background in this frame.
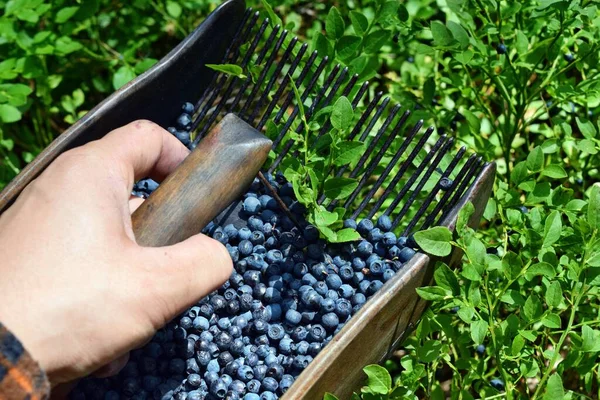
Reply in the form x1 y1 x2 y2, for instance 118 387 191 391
2 0 600 398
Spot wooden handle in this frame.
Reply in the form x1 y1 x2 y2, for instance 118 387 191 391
131 114 272 247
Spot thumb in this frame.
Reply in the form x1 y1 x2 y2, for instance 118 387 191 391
141 233 233 318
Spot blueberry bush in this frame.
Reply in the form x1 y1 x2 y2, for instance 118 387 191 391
2 0 600 399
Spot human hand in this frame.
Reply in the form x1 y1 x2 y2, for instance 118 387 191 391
0 120 232 386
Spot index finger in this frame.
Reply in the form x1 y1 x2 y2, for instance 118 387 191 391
88 119 190 189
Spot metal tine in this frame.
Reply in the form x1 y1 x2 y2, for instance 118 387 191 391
336 110 410 212
224 25 283 116
196 23 282 138
191 9 256 113
403 147 467 235
354 118 423 218
316 91 386 203
271 55 329 148
308 67 349 118
307 77 365 149
245 36 299 123
239 31 292 119
268 65 346 171
420 154 478 230
327 103 402 210
437 158 485 225
391 137 455 229
291 74 361 160
257 44 311 130
384 135 448 229
326 96 392 187
355 122 429 218
190 17 269 137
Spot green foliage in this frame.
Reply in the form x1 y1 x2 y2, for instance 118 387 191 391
0 0 219 188
3 0 600 397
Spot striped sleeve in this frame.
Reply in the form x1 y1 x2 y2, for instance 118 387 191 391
0 322 50 400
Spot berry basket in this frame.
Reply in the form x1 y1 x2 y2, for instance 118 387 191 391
0 0 495 398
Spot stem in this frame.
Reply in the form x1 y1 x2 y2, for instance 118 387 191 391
531 289 583 400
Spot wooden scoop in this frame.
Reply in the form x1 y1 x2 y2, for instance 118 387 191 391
131 113 272 247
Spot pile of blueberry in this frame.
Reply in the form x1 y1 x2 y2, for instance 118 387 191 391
73 103 418 400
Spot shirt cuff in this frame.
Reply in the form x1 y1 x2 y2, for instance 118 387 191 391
0 322 50 400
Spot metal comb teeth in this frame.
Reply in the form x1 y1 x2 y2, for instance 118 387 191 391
188 8 486 239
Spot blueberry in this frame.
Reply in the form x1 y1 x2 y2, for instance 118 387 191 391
439 177 453 190
238 227 252 241
182 102 195 114
177 113 192 129
367 280 384 295
243 197 262 215
279 374 294 394
476 344 485 355
325 274 343 290
261 377 278 393
210 379 228 398
260 392 277 400
396 236 408 247
338 284 355 299
357 219 374 235
309 324 326 342
246 380 261 394
383 269 395 281
376 215 392 231
382 232 396 246
490 378 505 391
398 247 416 263
244 393 260 400
564 53 575 62
357 240 373 256
236 365 254 382
496 43 507 54
335 299 352 319
267 324 285 341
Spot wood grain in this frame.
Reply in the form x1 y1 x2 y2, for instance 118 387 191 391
132 114 272 247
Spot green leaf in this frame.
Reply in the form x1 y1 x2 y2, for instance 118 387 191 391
446 21 469 48
542 165 568 179
434 263 459 294
543 210 562 247
362 364 392 395
313 33 333 58
511 335 525 356
397 4 409 22
515 30 529 54
326 7 345 40
364 30 388 54
416 340 443 363
56 6 79 23
333 141 365 167
589 185 600 229
166 1 182 18
525 262 556 280
545 281 562 308
335 35 362 60
259 0 283 27
543 374 564 400
112 66 136 90
55 37 83 55
205 64 246 79
414 226 453 257
416 286 448 301
334 228 361 243
524 294 543 321
576 117 597 139
135 58 158 74
541 313 561 328
430 21 453 47
471 320 488 345
349 11 368 35
323 177 358 200
16 9 39 23
323 393 339 400
527 146 544 172
0 104 21 123
314 208 338 227
581 325 600 352
331 97 354 131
